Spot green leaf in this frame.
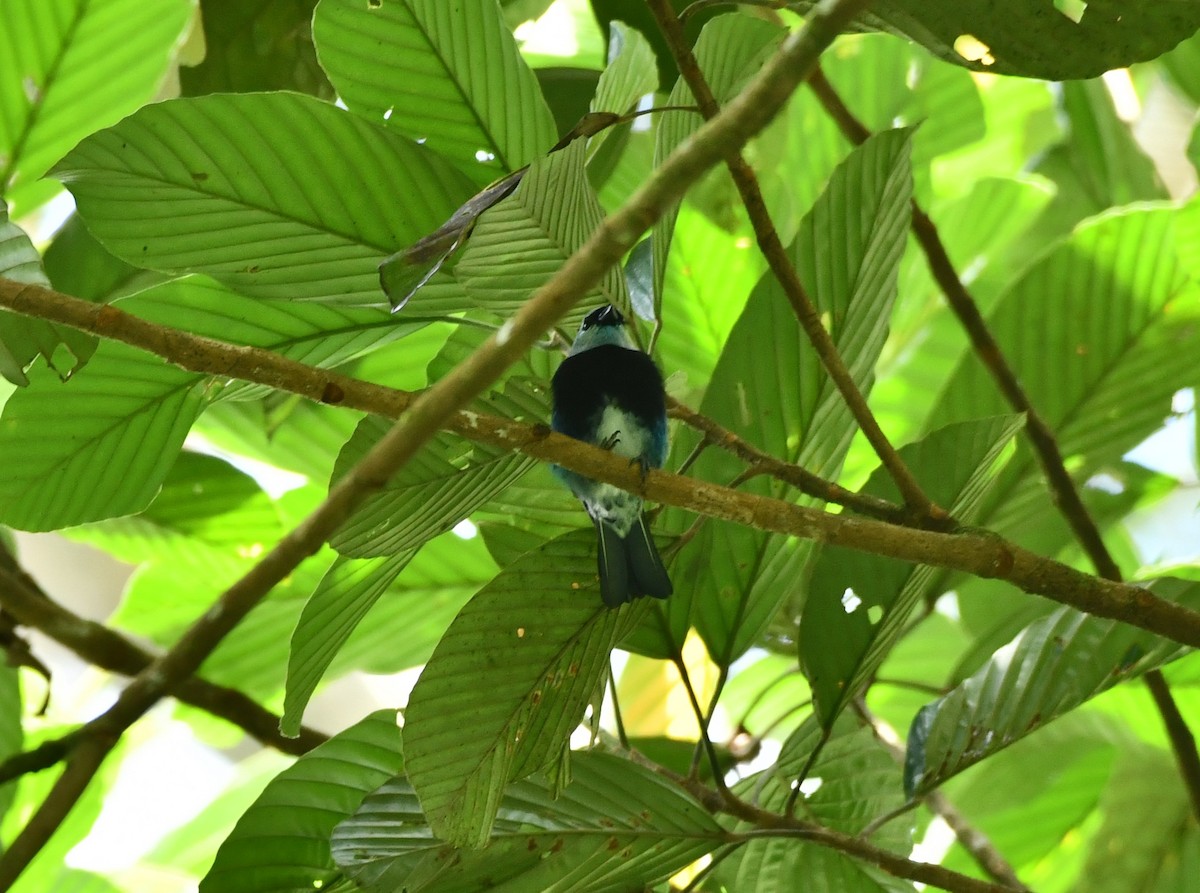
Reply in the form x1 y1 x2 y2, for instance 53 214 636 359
180 0 334 98
801 415 1024 730
313 0 556 182
200 710 402 893
332 751 721 892
330 417 536 558
43 213 162 303
0 667 22 825
583 21 658 167
654 205 764 405
904 577 1200 796
454 139 629 327
592 22 657 118
677 128 915 667
0 200 95 385
820 33 985 170
0 273 422 530
281 552 414 736
0 0 191 211
1161 29 1200 105
65 451 283 578
1069 748 1193 893
927 206 1200 548
1032 79 1166 236
720 716 913 893
788 0 1200 80
403 531 625 847
0 339 205 530
652 14 784 301
53 92 477 305
874 176 1053 447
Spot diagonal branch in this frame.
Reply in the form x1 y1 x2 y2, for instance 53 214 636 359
805 62 1200 824
0 558 327 760
645 0 941 521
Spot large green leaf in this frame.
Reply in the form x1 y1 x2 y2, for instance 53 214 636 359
65 451 284 581
719 716 913 893
874 176 1053 447
1067 749 1194 893
200 710 402 893
1032 79 1166 238
313 0 556 182
330 418 536 557
0 275 420 530
52 92 476 305
403 532 626 847
0 339 205 531
0 0 191 211
333 752 721 892
673 128 914 667
453 140 628 327
0 200 95 385
905 577 1200 796
654 205 764 405
820 33 985 173
927 206 1200 550
788 0 1200 79
281 552 414 736
584 21 658 169
181 0 334 98
43 213 162 303
801 414 1024 730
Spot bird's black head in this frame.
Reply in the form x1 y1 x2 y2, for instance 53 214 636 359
581 304 625 330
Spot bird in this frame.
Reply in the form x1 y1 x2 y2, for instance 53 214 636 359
550 304 673 607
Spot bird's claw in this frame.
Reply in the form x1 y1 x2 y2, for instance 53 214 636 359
600 431 621 451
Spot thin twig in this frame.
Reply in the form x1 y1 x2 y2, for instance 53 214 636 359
669 397 929 527
1145 670 1200 821
646 0 941 521
856 700 1029 890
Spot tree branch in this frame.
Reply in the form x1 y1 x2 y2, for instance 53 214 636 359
1 279 1198 646
620 744 1014 893
646 0 942 521
0 560 328 760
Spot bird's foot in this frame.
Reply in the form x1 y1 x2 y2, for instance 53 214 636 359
631 455 652 485
600 431 622 451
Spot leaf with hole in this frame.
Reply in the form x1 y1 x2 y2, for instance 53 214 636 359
801 414 1024 731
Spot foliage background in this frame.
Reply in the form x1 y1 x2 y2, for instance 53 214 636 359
1 0 1200 891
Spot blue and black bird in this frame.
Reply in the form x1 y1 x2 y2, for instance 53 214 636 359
551 304 673 607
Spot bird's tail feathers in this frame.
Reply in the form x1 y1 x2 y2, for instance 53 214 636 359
594 519 631 608
626 514 673 600
593 515 672 607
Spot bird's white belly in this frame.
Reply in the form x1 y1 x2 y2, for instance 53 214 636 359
596 403 648 460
